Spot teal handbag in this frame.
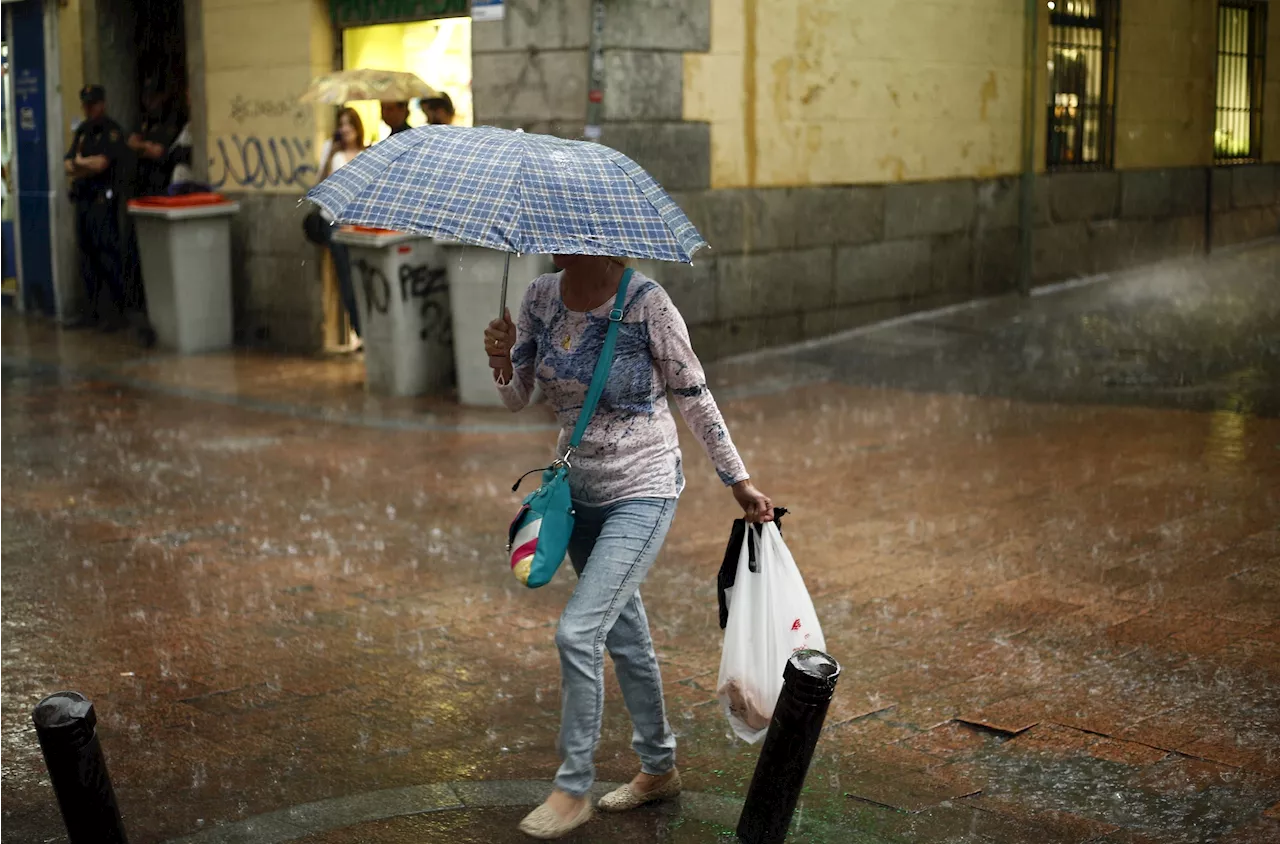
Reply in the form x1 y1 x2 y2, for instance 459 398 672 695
507 269 634 588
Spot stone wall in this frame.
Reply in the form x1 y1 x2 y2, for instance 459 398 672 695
635 165 1280 361
685 0 1026 188
226 194 324 350
200 0 333 352
643 179 1020 360
471 1 1279 364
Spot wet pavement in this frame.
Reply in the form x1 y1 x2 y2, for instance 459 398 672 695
2 241 1279 844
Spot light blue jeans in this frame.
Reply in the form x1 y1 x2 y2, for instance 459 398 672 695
554 497 678 797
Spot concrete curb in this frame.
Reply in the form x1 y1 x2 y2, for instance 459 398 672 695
160 780 747 843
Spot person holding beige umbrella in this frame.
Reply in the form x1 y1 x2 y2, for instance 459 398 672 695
300 69 439 140
299 68 439 106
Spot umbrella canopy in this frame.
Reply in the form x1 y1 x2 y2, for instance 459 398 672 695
299 69 438 105
305 125 707 263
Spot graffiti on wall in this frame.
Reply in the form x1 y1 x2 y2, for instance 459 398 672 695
209 135 317 190
229 95 312 126
353 259 451 344
209 94 318 191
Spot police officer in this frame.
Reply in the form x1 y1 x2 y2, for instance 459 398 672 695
64 84 127 331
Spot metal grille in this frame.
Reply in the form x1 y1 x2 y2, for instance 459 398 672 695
1046 0 1120 170
1215 1 1268 163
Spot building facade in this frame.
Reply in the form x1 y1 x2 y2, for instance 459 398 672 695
23 0 1280 358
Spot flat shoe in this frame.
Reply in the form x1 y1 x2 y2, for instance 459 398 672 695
518 799 593 839
598 769 682 812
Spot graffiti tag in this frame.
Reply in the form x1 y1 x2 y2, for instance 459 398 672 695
399 263 451 343
355 259 391 315
229 95 311 126
353 259 451 343
209 135 316 190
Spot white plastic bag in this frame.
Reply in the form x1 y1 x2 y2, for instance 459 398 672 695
716 521 825 743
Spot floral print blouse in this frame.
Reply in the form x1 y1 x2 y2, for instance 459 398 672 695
496 271 749 505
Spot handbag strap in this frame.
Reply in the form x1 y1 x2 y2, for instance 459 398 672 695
567 267 634 454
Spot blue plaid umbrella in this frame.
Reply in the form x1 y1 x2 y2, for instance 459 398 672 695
307 125 707 262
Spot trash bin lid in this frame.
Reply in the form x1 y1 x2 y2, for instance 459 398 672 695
128 193 232 209
128 193 241 220
333 226 423 247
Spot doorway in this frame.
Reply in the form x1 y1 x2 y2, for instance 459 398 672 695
319 14 473 351
342 17 473 144
120 0 187 312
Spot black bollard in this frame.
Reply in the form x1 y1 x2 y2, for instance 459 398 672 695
737 650 841 844
32 691 129 844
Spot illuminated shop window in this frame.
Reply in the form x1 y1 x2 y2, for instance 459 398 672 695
1046 0 1119 170
1215 1 1268 164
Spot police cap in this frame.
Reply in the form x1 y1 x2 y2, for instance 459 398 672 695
79 85 106 104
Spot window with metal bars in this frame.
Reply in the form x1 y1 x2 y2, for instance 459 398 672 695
1215 1 1268 163
1045 0 1120 170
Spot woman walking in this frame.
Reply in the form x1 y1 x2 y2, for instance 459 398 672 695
485 255 773 839
317 107 366 345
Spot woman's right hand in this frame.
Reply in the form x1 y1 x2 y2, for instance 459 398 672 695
484 309 516 379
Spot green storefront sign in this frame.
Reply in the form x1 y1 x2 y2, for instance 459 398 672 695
330 0 470 27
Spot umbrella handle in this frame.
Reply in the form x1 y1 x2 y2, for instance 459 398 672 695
499 251 511 321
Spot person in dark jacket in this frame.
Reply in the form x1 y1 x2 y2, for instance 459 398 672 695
380 100 412 137
64 84 127 330
129 83 187 197
424 92 455 125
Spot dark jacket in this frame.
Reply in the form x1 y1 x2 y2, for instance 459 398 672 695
65 116 126 200
134 106 187 196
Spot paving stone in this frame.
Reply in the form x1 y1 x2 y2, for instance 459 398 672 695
4 244 1280 843
279 784 463 831
450 779 553 808
845 762 983 813
164 812 306 844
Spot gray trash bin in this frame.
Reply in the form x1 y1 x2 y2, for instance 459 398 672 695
438 243 552 407
127 197 240 353
333 227 453 397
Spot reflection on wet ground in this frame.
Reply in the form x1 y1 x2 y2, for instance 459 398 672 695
2 242 1279 843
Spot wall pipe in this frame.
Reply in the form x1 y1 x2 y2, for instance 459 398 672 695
1017 0 1040 296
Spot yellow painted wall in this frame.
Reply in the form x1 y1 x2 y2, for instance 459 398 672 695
57 0 84 150
685 0 1027 188
1114 0 1216 169
203 0 332 193
1264 6 1280 163
343 17 473 145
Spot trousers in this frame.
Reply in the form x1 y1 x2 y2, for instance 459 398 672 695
553 497 678 797
75 197 125 319
328 241 360 337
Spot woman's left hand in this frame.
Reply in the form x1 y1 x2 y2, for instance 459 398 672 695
732 480 774 523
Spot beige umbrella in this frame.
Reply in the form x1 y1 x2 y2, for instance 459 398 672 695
299 69 439 105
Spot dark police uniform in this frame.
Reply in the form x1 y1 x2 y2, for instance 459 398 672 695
65 85 126 326
134 105 185 197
